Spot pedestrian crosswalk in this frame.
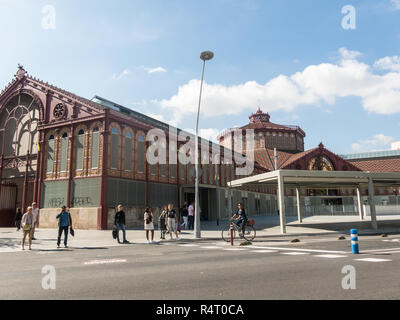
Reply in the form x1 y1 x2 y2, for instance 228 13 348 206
159 241 394 263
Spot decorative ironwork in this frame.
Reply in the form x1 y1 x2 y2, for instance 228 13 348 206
53 103 66 120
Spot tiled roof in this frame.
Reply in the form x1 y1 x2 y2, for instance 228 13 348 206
350 158 400 172
252 148 294 171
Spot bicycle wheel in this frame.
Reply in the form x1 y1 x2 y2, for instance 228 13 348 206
243 225 256 241
221 225 236 242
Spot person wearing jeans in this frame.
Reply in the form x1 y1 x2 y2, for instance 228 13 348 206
115 204 129 244
56 206 72 248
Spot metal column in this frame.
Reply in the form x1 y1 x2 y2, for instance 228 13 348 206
277 171 286 234
367 177 377 230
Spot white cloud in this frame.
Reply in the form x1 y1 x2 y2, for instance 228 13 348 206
146 67 167 74
156 48 400 119
374 56 400 72
338 47 362 60
351 134 394 152
138 66 167 74
391 141 400 150
112 69 131 80
391 0 400 10
183 128 220 143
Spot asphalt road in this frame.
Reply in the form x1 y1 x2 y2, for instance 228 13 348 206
1 234 400 300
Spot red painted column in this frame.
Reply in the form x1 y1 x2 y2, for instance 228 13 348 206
66 125 75 208
0 155 3 206
36 131 45 209
99 111 109 230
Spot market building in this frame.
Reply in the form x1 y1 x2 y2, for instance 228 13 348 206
0 66 267 229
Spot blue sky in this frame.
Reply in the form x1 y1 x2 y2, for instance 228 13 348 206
1 0 400 154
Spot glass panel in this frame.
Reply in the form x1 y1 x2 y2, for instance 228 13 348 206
46 137 54 173
91 130 99 169
76 132 85 170
125 136 132 171
60 133 68 172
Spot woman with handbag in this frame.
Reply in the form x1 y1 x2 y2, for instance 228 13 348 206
144 207 155 244
21 206 34 250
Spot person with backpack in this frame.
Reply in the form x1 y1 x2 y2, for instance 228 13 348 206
56 206 72 248
144 207 155 244
158 205 167 240
114 204 129 244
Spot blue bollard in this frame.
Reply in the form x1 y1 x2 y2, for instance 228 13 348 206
350 229 359 254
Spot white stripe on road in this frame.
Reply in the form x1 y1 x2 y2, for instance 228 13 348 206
201 246 223 249
281 252 310 255
361 247 400 253
248 245 347 254
354 258 392 262
178 244 200 247
314 254 348 259
250 250 278 253
223 248 247 251
84 259 127 265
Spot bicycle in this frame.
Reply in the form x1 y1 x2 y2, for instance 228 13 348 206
221 218 256 242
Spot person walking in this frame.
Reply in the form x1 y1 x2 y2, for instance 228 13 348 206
144 207 155 244
21 206 34 250
56 206 72 248
166 203 180 240
114 204 129 244
188 202 195 230
15 208 22 231
158 206 167 240
31 202 39 240
180 202 189 230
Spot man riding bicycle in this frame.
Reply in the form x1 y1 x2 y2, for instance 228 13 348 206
232 203 248 237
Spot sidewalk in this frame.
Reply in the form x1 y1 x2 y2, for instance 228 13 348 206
2 215 400 252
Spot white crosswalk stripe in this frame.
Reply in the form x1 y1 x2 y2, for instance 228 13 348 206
281 252 310 255
314 254 348 259
354 258 392 262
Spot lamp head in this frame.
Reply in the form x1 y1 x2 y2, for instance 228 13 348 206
200 51 214 61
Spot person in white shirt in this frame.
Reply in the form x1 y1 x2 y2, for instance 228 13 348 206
144 207 155 244
31 202 39 240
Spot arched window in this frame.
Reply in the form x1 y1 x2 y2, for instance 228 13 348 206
46 135 55 173
110 127 119 170
60 132 68 172
91 127 99 169
125 131 132 171
76 129 85 171
149 139 157 176
137 134 145 173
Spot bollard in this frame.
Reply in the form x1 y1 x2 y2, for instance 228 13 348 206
230 222 234 246
350 229 359 254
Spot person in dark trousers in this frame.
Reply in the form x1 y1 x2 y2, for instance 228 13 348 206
188 202 195 230
114 204 129 244
232 203 248 237
158 205 167 239
56 206 72 248
15 208 22 231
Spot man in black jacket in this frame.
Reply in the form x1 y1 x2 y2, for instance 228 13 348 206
114 204 129 244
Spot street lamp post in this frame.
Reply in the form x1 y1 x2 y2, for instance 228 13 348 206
194 51 214 239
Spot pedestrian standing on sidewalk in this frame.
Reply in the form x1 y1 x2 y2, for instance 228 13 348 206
144 207 155 244
180 202 189 230
114 204 129 244
188 202 195 230
158 205 167 239
166 203 180 240
56 206 72 248
31 202 39 240
21 206 34 250
15 208 22 231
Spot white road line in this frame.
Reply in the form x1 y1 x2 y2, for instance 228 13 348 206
200 246 223 249
361 247 400 253
248 245 347 254
354 258 392 262
372 250 400 254
223 248 247 251
250 250 278 253
314 254 348 259
281 252 310 255
178 244 200 247
84 259 127 265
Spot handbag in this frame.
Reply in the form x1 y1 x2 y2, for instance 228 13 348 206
112 225 117 239
23 224 31 231
70 227 75 237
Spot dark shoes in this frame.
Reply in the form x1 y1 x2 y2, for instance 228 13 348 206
123 240 130 244
32 237 37 240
